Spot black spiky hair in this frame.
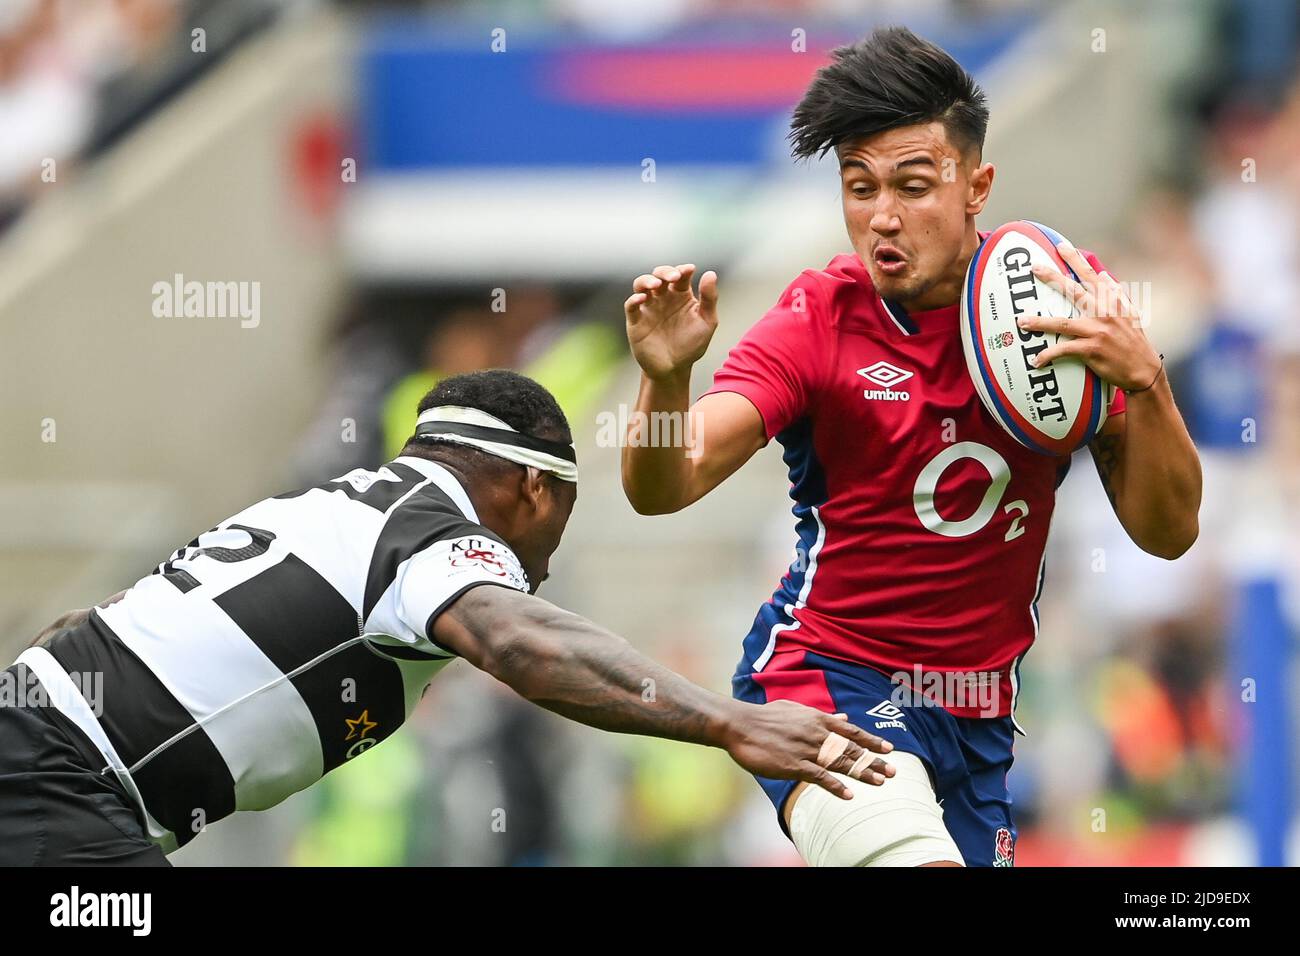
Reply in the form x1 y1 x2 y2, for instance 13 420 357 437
789 26 989 162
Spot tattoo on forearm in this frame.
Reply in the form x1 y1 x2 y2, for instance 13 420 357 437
453 590 724 747
523 629 718 745
1091 433 1122 509
538 650 722 749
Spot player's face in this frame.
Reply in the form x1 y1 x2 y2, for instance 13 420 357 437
512 473 577 594
837 122 993 311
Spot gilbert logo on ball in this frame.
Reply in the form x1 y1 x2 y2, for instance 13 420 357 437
960 220 1112 456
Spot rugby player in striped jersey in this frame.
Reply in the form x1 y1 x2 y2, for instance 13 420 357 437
0 370 893 865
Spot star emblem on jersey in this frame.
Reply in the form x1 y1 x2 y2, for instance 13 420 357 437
344 709 378 742
857 361 914 401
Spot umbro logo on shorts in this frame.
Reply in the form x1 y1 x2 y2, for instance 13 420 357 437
865 700 907 730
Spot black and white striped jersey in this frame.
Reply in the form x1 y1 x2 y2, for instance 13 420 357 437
17 457 528 852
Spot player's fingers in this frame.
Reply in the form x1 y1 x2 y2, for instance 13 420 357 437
1096 269 1124 305
823 713 893 755
698 270 719 322
823 738 860 772
1031 339 1089 368
623 292 647 320
1031 262 1091 312
1055 240 1098 283
801 763 854 801
826 740 892 785
1017 314 1097 338
1097 270 1123 295
632 273 664 294
652 264 682 285
840 747 892 785
1096 271 1139 322
668 263 696 292
1101 271 1148 330
816 730 851 768
854 755 895 783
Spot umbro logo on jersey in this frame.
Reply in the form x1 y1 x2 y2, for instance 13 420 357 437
857 361 914 401
865 700 907 730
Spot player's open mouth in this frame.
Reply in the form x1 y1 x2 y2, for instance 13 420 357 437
873 246 908 276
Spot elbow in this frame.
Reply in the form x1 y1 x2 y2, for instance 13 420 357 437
1142 518 1199 561
619 451 654 514
621 481 655 515
621 473 681 516
1168 523 1200 560
627 495 677 516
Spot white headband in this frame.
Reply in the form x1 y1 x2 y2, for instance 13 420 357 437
414 405 578 482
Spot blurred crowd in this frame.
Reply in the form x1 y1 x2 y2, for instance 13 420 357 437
0 0 280 230
1009 4 1300 864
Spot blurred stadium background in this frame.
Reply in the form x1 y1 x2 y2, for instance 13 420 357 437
1 0 1297 865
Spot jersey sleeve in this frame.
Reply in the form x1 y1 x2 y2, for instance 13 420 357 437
701 273 827 439
1079 248 1128 417
391 532 530 655
1108 383 1127 416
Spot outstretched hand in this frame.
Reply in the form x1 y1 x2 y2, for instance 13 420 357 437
624 263 719 381
724 699 896 800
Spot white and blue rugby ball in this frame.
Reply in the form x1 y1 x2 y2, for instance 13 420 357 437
960 220 1113 456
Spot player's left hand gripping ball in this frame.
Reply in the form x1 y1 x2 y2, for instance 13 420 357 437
1022 242 1162 393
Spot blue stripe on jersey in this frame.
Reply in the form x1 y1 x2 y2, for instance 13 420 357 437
1054 457 1072 489
738 416 829 671
882 298 919 334
1013 531 1053 737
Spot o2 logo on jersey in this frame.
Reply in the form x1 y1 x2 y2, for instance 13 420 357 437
994 827 1015 867
912 442 1029 542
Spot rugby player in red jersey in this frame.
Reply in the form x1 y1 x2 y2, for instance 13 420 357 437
621 27 1202 866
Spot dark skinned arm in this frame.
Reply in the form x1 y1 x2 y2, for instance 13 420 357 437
432 584 895 799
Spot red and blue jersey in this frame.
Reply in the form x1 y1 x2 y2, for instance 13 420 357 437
705 246 1124 725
